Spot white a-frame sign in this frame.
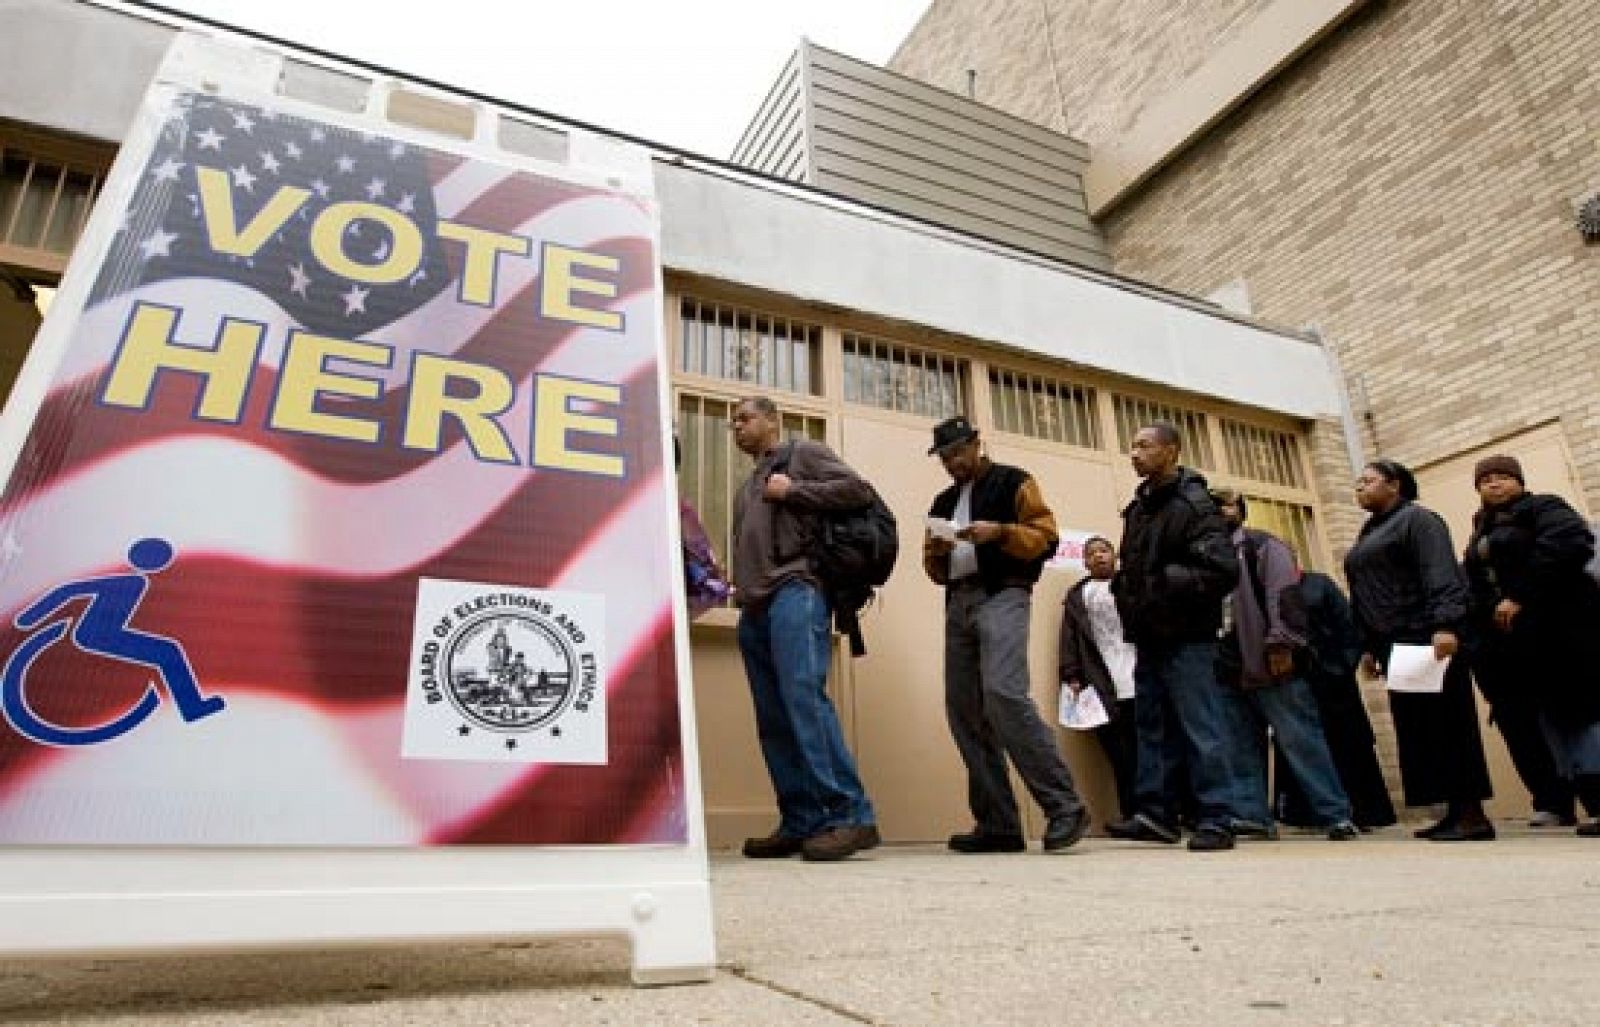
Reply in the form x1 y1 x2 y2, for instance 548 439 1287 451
0 31 713 985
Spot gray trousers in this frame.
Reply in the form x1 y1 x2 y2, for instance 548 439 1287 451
945 583 1082 834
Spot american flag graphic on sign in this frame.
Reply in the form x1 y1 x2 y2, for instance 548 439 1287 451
0 92 688 845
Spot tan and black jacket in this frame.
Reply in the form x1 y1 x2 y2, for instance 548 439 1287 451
923 461 1058 594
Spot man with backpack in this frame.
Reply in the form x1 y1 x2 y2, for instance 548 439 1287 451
1210 488 1359 841
923 416 1089 854
730 396 880 862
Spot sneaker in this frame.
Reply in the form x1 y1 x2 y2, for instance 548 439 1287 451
742 830 804 859
1228 818 1280 841
801 824 880 862
1529 811 1577 828
1326 820 1360 841
1576 820 1600 837
1042 809 1091 853
1187 827 1236 852
948 828 1026 853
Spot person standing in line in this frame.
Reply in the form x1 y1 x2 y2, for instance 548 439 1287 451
1058 535 1139 822
1463 455 1600 837
1275 570 1398 830
676 437 731 620
923 415 1090 855
1106 422 1254 852
1465 457 1581 828
1210 489 1359 841
730 396 880 862
1345 459 1494 842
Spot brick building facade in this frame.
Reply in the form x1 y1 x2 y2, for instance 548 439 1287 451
892 0 1600 547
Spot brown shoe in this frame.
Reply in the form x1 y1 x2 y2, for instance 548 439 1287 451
801 824 881 862
742 830 804 859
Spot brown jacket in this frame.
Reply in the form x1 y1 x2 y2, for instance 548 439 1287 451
732 438 873 609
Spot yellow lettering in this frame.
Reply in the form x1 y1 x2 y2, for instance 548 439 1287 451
195 167 310 257
532 375 624 477
268 332 390 443
539 244 623 331
437 221 531 306
101 303 262 421
403 353 517 463
309 202 424 284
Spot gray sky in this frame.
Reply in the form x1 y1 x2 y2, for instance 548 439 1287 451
160 0 932 158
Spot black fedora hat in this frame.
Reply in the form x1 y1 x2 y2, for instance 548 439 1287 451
928 416 979 455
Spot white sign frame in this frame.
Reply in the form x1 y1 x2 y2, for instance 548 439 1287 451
0 33 713 986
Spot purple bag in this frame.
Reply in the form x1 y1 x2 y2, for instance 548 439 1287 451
680 500 730 618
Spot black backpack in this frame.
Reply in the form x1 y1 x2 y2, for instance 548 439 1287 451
774 440 899 657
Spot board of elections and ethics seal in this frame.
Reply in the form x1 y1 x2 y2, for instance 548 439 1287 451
403 578 607 764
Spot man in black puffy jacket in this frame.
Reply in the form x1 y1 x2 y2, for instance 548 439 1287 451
1107 422 1254 852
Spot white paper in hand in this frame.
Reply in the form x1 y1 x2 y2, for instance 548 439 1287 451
1385 643 1449 693
1058 685 1111 730
925 516 960 542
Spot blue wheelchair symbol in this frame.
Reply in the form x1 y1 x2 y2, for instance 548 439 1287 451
2 538 226 747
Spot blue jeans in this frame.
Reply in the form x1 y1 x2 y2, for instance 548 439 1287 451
1245 678 1351 826
1134 641 1262 832
737 581 875 837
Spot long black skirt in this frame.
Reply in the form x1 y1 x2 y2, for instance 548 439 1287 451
1384 642 1493 807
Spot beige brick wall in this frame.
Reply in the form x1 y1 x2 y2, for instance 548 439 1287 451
894 0 1600 543
1100 0 1600 526
891 0 1274 144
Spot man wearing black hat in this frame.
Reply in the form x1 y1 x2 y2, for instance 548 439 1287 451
923 416 1089 854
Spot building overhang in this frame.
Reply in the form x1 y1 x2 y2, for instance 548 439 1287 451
660 162 1341 420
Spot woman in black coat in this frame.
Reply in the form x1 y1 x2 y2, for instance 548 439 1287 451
1345 460 1494 841
1462 455 1600 837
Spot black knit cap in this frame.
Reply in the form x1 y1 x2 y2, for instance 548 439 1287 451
1473 454 1524 487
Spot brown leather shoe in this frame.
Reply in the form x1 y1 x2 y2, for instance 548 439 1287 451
742 830 804 859
801 824 881 862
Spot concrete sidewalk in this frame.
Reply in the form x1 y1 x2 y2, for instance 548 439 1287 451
2 829 1597 1024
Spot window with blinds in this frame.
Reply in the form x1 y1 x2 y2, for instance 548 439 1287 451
842 333 968 419
1221 418 1306 488
0 146 104 267
1111 394 1214 468
677 297 822 396
675 392 827 592
988 366 1100 449
1244 494 1319 570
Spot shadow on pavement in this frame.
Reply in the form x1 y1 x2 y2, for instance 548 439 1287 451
0 937 636 1023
